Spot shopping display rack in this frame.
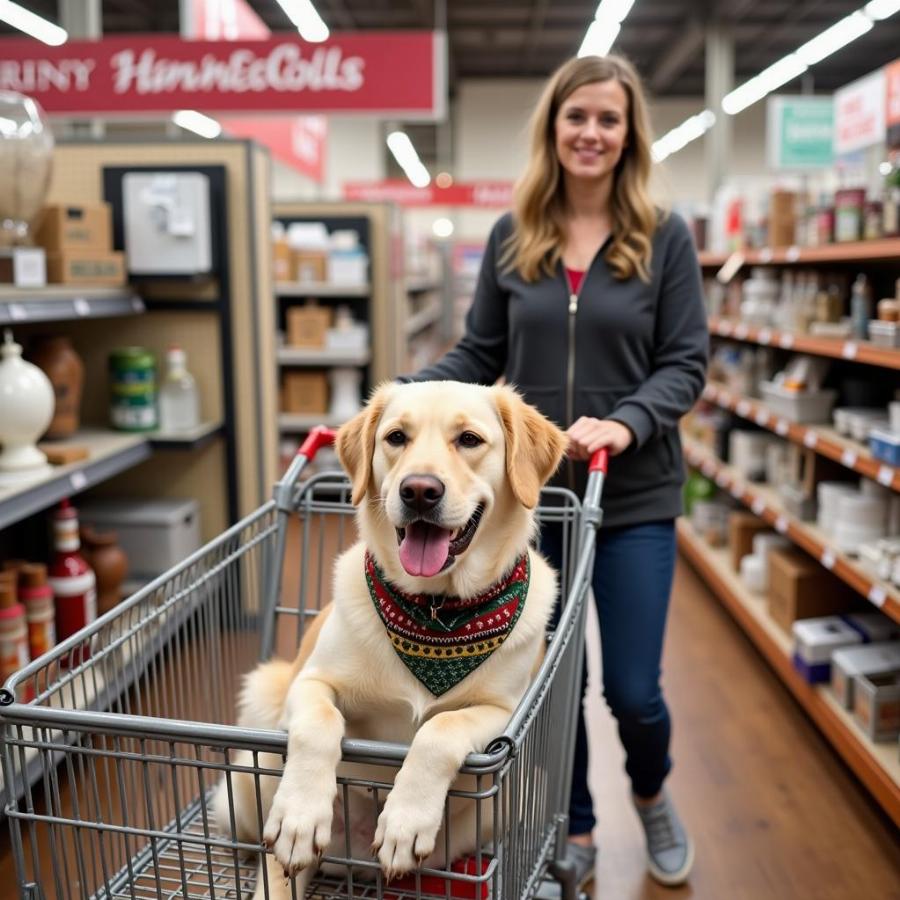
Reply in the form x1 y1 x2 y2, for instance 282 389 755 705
1 425 607 900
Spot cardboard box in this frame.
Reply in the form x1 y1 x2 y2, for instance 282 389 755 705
282 371 328 414
35 204 112 251
853 668 900 741
768 190 796 248
831 642 900 709
45 249 126 286
728 511 770 571
286 304 331 348
0 246 46 287
273 239 291 282
767 547 857 633
292 249 328 283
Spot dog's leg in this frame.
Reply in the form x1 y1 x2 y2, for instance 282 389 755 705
263 677 344 878
251 854 312 900
373 704 512 879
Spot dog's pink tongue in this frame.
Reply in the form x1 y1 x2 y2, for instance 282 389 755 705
399 522 452 577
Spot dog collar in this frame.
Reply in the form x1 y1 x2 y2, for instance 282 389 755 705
364 551 530 697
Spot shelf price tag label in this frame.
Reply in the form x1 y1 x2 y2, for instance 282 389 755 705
736 399 751 417
842 342 858 360
69 471 87 491
841 448 858 468
778 333 794 349
715 471 729 488
718 321 733 336
803 431 818 449
878 465 894 486
131 297 144 312
751 497 766 516
867 584 887 608
758 328 772 345
755 410 769 427
785 246 801 262
73 298 90 316
820 548 836 570
775 515 789 534
775 419 789 436
8 303 26 321
759 248 773 263
734 323 749 340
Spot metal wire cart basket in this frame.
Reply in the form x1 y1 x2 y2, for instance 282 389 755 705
1 427 607 900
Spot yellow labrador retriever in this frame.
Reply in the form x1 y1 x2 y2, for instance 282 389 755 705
216 380 567 896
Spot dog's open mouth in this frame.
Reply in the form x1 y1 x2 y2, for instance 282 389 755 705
395 504 485 577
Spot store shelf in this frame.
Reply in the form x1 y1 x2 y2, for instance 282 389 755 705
709 316 900 371
677 519 900 827
0 286 144 325
701 382 900 491
681 435 900 626
698 238 900 269
0 430 151 531
275 281 369 298
405 275 442 294
277 346 371 366
278 412 346 431
145 420 225 451
405 299 442 337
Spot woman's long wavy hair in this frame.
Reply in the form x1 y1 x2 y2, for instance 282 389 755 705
502 54 658 283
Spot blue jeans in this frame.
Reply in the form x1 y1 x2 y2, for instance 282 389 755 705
542 518 676 835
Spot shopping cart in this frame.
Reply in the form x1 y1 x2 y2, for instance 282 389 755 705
1 425 607 900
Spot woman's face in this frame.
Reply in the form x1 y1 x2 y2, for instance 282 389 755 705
554 79 629 185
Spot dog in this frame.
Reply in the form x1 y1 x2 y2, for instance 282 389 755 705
215 380 568 898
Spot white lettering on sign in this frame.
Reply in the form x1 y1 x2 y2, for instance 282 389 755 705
109 45 366 96
0 58 96 93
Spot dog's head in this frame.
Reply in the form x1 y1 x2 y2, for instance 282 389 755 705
336 381 567 593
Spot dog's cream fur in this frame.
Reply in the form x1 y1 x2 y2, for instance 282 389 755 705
215 381 567 898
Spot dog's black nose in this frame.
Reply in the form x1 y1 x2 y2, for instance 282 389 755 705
399 474 445 513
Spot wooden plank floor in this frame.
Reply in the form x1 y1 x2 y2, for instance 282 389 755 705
584 554 900 900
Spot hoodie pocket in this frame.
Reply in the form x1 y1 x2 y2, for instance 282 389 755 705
515 385 567 428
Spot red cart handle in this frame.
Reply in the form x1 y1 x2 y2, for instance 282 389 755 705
297 425 337 460
589 448 609 474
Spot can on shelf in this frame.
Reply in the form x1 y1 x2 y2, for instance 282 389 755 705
109 347 157 431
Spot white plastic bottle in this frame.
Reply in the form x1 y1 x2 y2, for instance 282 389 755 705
158 346 200 432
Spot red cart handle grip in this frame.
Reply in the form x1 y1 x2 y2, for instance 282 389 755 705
589 448 609 474
297 425 337 460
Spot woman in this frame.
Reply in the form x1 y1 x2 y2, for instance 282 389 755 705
405 54 708 890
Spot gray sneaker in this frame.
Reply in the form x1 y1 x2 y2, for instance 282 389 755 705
534 840 597 898
634 790 694 886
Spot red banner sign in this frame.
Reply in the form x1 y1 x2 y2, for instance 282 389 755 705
343 180 513 207
190 0 270 40
222 114 327 182
0 32 446 119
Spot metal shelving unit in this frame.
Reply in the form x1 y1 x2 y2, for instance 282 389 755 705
274 281 370 298
0 286 144 325
276 347 370 366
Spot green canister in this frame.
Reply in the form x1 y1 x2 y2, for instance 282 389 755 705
109 347 157 431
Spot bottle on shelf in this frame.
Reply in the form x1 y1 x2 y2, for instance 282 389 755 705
48 499 97 665
18 563 56 662
850 274 874 340
883 150 900 239
158 346 200 433
0 572 31 700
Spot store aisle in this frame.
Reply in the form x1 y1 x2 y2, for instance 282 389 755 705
583 552 900 900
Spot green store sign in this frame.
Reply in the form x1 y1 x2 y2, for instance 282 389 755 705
767 96 834 170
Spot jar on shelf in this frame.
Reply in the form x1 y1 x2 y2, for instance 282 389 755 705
835 187 865 242
863 199 883 241
28 335 84 439
109 347 157 432
883 152 900 238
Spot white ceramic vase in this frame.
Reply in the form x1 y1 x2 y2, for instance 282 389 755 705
0 329 54 483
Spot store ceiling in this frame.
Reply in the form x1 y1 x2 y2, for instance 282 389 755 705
5 0 900 99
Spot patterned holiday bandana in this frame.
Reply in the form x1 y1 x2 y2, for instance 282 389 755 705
365 551 530 697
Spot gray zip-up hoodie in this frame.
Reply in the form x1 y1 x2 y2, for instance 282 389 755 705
404 211 708 528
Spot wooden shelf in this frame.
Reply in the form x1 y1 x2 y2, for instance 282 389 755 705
709 316 900 370
698 238 900 269
0 286 144 325
278 412 347 431
677 519 900 827
701 382 900 491
681 435 900 626
275 281 369 298
0 430 151 531
277 346 370 366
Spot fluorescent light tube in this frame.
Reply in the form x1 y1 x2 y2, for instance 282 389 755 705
173 110 222 140
274 0 329 42
796 12 872 66
0 0 67 45
722 54 808 115
652 109 715 162
387 131 431 189
578 20 621 57
864 0 900 21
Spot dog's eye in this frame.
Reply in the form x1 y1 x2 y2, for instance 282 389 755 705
385 430 407 447
458 431 484 449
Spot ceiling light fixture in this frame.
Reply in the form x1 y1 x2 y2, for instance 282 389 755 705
172 110 223 140
651 109 716 162
578 0 636 58
0 0 67 45
274 0 329 42
387 131 431 189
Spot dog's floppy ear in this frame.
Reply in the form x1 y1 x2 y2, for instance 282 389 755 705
493 385 568 509
336 382 393 505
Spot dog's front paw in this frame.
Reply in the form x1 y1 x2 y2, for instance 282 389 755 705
372 789 441 879
262 781 334 877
